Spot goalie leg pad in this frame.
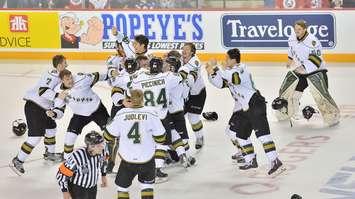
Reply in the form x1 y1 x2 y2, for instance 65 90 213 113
307 71 340 126
279 71 299 98
275 71 300 121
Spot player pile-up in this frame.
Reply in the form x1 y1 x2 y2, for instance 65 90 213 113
9 20 340 199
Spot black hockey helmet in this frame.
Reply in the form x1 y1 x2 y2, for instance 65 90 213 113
291 194 303 199
165 56 181 73
124 58 138 74
202 112 218 121
85 131 104 146
12 119 27 136
271 97 288 110
149 57 163 74
302 106 316 120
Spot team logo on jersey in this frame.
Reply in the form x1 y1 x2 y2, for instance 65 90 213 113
9 15 28 32
221 13 336 48
312 40 317 46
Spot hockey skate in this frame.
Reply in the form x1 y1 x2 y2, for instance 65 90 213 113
43 149 64 162
10 157 25 176
268 158 286 178
195 136 204 150
239 156 258 171
155 168 168 184
231 152 245 164
179 154 189 168
179 154 196 168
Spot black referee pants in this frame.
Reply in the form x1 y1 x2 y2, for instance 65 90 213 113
69 183 97 199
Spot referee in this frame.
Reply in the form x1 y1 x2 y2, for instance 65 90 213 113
56 131 108 199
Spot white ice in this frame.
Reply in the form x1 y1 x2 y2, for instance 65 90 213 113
0 60 354 199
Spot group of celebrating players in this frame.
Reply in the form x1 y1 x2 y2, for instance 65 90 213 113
9 19 339 199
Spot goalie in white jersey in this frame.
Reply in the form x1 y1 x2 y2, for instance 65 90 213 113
272 20 339 126
11 55 68 175
103 89 166 199
206 48 284 176
54 69 110 160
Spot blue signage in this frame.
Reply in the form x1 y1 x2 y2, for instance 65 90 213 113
221 13 336 48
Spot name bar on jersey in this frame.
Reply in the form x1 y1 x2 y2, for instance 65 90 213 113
221 13 336 48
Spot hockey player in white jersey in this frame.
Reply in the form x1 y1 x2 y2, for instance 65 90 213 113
54 69 110 160
103 89 166 199
11 55 68 174
112 26 149 59
111 58 141 118
130 57 187 180
164 52 196 166
105 42 129 173
206 48 284 176
272 20 339 126
106 58 141 173
136 55 150 70
181 43 206 150
106 41 127 87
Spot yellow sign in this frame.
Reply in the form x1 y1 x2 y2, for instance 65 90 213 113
0 11 60 48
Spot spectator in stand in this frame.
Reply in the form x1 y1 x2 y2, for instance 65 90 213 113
64 0 84 9
331 0 343 8
275 0 330 8
264 0 275 8
86 0 108 9
130 0 158 9
110 0 130 8
6 0 22 8
342 0 355 8
177 0 194 8
159 0 175 8
0 0 4 8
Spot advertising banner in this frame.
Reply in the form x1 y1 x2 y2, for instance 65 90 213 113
221 13 336 48
1 10 355 62
0 12 60 48
58 11 205 51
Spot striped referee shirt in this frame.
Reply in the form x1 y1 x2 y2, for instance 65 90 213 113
56 147 107 192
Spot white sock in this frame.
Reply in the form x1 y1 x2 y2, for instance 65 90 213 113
17 136 42 162
44 128 56 153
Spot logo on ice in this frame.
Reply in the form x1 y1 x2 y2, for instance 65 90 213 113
221 13 336 48
9 15 29 32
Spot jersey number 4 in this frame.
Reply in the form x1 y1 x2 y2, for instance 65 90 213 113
128 122 141 144
143 88 167 108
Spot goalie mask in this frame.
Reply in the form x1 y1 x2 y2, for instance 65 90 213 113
12 119 27 136
272 97 288 110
